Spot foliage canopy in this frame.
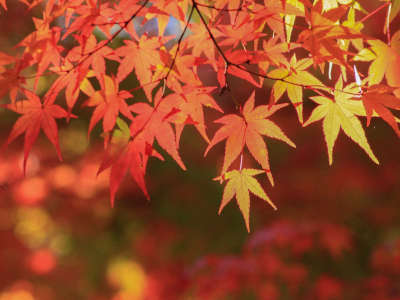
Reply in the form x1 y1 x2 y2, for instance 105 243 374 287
1 0 400 231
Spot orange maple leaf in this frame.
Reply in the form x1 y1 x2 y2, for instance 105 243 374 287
116 35 164 101
185 22 216 67
205 91 295 185
298 3 362 68
355 85 400 137
216 13 265 48
82 75 133 134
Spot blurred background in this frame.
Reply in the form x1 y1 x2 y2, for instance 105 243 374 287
1 1 400 300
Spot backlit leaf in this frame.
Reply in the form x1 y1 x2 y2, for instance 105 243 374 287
215 168 277 232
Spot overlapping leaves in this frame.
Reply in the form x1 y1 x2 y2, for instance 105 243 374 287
1 0 400 231
304 77 379 165
205 91 296 185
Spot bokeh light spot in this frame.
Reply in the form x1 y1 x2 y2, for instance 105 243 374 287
12 177 48 205
14 207 54 249
107 258 147 298
28 249 57 275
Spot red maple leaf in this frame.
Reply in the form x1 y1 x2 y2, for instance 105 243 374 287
0 54 28 104
129 89 186 170
98 138 150 207
4 89 68 173
116 35 165 101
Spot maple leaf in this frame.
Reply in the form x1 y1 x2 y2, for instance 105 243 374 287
252 0 305 41
362 30 400 90
155 0 188 21
250 38 291 71
341 4 365 52
46 63 89 113
157 44 204 93
215 168 277 232
161 85 222 144
4 90 68 173
62 0 113 40
82 75 133 135
99 138 149 207
129 89 186 170
99 118 166 207
17 17 63 90
28 31 116 113
3 0 400 231
354 85 400 137
71 34 119 82
116 35 164 101
298 2 362 68
216 50 262 89
303 77 379 165
268 55 327 123
47 33 120 113
205 91 295 185
0 54 28 104
145 0 189 34
216 13 266 48
185 22 216 66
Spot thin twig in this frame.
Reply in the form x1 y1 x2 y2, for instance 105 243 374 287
164 5 195 81
360 1 390 23
193 0 366 97
70 0 150 73
195 2 244 12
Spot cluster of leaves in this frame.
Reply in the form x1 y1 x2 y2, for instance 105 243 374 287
1 0 400 231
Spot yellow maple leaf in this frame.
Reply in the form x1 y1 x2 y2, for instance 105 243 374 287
285 0 305 42
303 77 379 165
216 168 277 232
362 30 400 88
268 55 327 123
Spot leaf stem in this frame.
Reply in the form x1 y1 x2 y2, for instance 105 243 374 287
360 1 390 23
